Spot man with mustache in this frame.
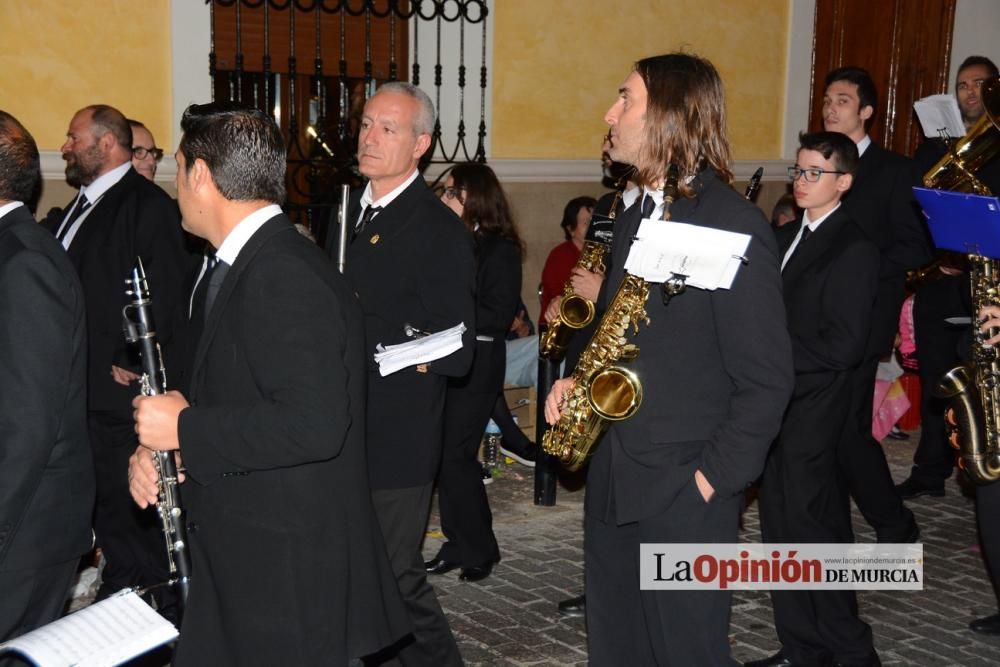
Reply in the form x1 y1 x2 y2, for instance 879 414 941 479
53 104 191 614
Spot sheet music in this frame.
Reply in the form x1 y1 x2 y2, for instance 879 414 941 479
0 591 178 667
374 322 467 376
624 219 752 290
913 94 965 139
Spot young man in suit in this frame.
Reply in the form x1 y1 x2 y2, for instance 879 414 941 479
324 82 473 666
0 111 95 646
749 132 881 667
52 104 192 607
128 102 408 664
545 53 794 666
822 67 931 543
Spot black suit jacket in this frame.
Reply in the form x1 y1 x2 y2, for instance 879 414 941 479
174 215 408 665
0 205 95 571
841 143 932 356
456 231 522 393
327 178 476 490
779 207 880 450
58 167 193 415
586 168 794 525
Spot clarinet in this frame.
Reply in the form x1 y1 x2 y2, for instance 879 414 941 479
123 258 191 608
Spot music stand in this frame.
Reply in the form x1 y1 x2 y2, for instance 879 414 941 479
914 187 1000 257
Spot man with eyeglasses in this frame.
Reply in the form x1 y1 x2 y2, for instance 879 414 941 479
749 132 881 667
52 103 192 617
128 119 163 181
820 67 931 546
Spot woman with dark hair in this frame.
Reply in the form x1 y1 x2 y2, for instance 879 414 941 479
539 195 597 325
424 162 523 582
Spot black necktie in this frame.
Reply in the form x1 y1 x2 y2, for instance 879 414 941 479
640 194 656 219
799 224 812 244
57 194 92 242
355 205 383 236
205 259 230 318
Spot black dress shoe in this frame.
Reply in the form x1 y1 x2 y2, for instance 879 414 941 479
424 557 460 575
744 652 794 667
557 594 586 618
970 612 1000 635
459 562 493 582
895 477 945 499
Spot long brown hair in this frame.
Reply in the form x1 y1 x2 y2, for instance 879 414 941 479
447 162 525 258
633 53 734 196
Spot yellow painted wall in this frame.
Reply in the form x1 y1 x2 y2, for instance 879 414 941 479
491 0 790 160
0 0 172 150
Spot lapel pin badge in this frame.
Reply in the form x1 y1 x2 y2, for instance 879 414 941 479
369 233 380 245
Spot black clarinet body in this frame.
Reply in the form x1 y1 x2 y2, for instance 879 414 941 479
123 258 191 608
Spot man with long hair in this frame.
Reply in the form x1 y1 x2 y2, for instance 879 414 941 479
544 53 793 665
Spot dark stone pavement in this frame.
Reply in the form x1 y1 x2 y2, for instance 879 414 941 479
423 430 1000 666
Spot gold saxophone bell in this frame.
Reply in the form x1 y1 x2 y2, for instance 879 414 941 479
588 366 642 421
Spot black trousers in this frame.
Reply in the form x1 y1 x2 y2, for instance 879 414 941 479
976 480 1000 613
837 358 917 542
435 386 500 568
584 479 741 667
759 433 875 665
0 558 78 654
89 413 172 599
910 275 965 486
371 484 463 667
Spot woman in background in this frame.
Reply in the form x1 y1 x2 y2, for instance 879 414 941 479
538 196 597 326
425 163 524 582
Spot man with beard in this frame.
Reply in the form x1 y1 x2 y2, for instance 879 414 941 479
53 104 191 611
897 56 1000 500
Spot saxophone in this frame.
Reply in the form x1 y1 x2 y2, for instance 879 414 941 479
123 259 192 605
541 165 680 471
539 180 627 361
929 76 1000 483
936 256 1000 483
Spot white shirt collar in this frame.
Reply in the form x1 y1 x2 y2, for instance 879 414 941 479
802 202 841 232
361 169 420 210
214 203 283 265
0 201 24 220
622 184 640 209
856 135 872 157
80 161 132 206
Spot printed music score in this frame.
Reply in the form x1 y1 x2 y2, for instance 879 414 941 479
626 219 752 290
374 322 467 376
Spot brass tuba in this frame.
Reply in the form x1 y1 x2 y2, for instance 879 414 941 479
929 76 1000 483
541 165 680 471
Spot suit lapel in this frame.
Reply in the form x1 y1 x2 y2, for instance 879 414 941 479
781 208 848 285
189 215 293 390
348 178 429 261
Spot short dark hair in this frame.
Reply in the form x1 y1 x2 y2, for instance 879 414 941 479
560 196 597 240
824 66 879 116
84 104 132 149
634 53 734 192
798 130 859 175
447 162 524 258
127 118 147 130
957 55 999 79
179 102 286 203
0 110 41 203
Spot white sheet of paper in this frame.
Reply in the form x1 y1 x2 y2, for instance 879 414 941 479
913 94 965 139
374 322 467 376
624 219 752 290
0 591 178 667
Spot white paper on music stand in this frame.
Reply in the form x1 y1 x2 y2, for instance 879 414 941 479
0 590 178 667
624 219 752 290
913 94 965 138
374 322 467 376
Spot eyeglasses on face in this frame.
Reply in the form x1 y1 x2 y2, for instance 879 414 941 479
133 145 164 162
787 166 845 183
443 186 466 203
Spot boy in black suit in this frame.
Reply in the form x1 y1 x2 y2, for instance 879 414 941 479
749 132 881 667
